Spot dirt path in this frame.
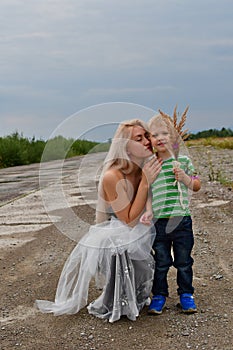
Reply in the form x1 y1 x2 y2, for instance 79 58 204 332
0 147 232 350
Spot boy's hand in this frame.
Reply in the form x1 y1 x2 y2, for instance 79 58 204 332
140 210 153 225
173 168 194 189
173 167 187 183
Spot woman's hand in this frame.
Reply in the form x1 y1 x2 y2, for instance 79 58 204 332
142 156 162 185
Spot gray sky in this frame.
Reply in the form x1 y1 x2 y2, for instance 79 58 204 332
0 0 233 141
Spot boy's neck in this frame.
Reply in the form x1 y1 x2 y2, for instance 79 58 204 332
157 150 173 160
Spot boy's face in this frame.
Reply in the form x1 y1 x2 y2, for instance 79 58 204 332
150 124 171 153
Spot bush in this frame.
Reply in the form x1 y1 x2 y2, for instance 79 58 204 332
0 132 103 168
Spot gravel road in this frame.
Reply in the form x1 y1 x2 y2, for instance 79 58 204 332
0 147 232 350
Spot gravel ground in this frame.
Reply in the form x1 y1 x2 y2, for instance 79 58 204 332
0 146 233 350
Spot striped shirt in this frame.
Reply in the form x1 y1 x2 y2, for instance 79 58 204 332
151 156 196 218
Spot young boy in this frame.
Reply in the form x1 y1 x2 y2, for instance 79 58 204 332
141 114 201 314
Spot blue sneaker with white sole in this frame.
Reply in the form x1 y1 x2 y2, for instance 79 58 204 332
148 295 166 315
180 293 197 313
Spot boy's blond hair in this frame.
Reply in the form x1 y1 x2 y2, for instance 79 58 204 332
148 114 179 155
148 106 189 159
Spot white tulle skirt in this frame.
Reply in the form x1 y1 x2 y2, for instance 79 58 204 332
36 217 155 323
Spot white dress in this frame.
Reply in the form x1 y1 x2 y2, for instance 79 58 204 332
36 217 155 323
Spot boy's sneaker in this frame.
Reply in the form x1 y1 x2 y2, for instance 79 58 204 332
148 295 166 315
180 293 197 313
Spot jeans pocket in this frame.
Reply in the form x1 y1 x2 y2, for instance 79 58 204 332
181 216 193 233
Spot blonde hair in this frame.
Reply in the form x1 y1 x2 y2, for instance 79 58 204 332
152 106 190 159
102 118 148 174
96 118 149 223
148 114 175 137
148 113 180 156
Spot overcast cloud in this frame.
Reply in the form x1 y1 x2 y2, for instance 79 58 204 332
0 0 232 140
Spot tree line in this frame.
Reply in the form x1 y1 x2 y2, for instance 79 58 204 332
188 127 233 139
0 128 232 168
0 132 106 169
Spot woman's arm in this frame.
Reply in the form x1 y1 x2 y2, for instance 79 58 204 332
140 188 153 225
102 158 161 225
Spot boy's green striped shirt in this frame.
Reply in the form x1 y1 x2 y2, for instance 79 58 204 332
151 156 196 218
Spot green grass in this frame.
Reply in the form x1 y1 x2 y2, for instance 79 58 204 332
186 136 233 149
187 138 233 188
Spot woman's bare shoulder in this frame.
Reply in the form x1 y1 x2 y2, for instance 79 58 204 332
102 168 123 183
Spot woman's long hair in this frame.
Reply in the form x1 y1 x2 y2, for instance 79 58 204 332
96 119 149 223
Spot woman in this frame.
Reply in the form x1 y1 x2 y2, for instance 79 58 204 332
36 119 161 323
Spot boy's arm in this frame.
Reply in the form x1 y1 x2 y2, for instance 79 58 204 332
188 176 201 192
173 168 201 192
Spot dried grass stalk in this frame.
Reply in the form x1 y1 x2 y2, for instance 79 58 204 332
158 105 190 158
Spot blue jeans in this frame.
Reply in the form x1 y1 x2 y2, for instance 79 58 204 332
152 216 194 296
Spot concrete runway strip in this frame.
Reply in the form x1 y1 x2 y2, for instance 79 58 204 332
0 152 106 247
